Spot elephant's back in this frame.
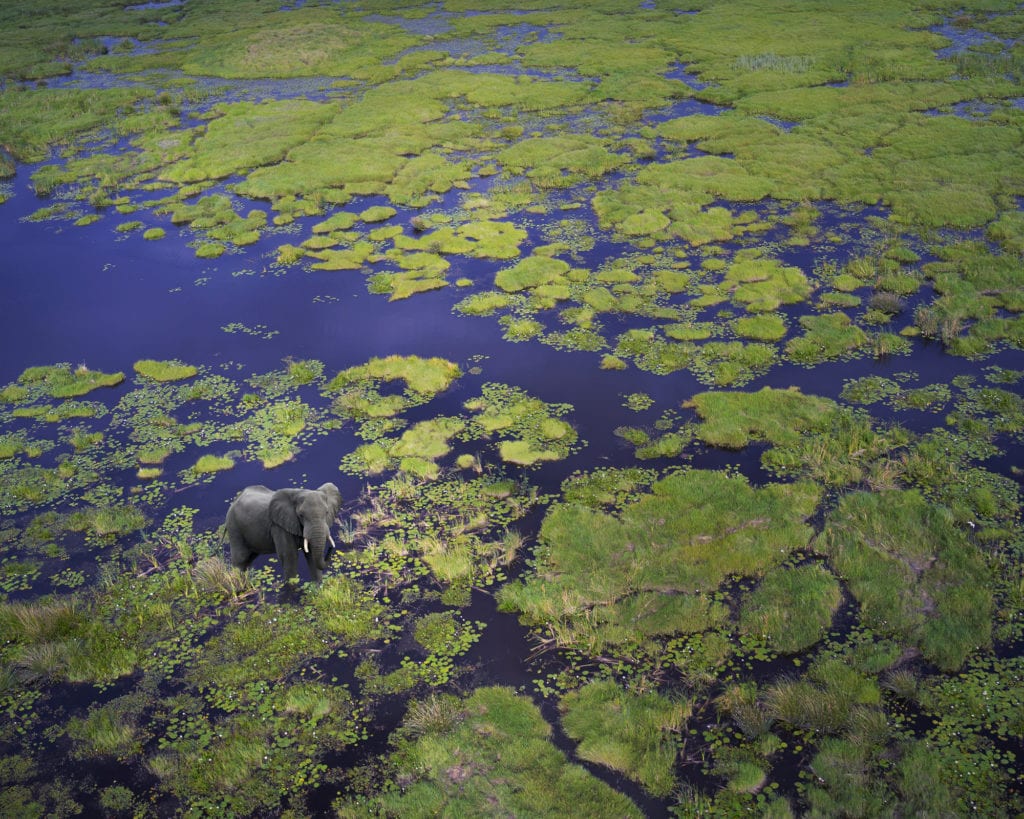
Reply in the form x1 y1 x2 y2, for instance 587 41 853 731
227 485 274 518
238 485 273 502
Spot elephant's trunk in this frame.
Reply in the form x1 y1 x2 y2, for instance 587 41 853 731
303 522 329 571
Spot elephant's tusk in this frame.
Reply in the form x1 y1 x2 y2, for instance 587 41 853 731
303 537 309 554
328 534 337 550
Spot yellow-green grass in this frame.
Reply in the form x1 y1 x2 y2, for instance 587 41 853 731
160 99 332 183
17 365 125 398
327 355 461 397
724 256 812 312
498 135 626 186
687 387 837 449
179 11 418 79
0 86 158 163
785 313 870 364
734 313 787 341
192 454 234 474
495 255 571 293
739 563 842 653
133 359 198 382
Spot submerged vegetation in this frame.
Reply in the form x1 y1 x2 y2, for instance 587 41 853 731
1 0 1023 815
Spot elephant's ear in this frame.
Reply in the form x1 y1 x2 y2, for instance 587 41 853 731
269 491 303 536
319 482 342 515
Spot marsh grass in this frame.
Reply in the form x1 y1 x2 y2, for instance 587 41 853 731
739 563 841 653
785 313 869 364
133 359 198 382
561 680 689 797
191 557 248 600
818 489 992 670
18 364 124 398
361 686 642 818
688 387 835 449
499 469 819 653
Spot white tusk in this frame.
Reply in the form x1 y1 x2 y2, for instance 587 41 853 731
303 537 309 554
328 534 337 550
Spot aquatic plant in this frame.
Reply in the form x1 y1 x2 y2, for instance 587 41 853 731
133 359 198 382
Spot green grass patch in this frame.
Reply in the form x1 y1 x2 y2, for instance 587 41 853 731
496 255 570 293
687 387 837 449
360 687 641 817
818 489 992 671
499 469 820 653
739 564 842 653
561 680 689 797
133 359 198 382
786 313 870 364
192 454 234 474
734 313 787 341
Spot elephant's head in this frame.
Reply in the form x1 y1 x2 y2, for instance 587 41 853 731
270 482 342 572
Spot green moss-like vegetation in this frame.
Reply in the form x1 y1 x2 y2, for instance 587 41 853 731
133 359 198 382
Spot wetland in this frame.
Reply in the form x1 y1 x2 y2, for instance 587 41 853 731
1 0 1023 815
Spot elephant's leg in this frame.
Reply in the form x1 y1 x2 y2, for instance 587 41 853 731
227 528 256 571
272 528 300 581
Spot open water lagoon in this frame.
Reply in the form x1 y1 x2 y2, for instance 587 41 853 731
1 1 1022 815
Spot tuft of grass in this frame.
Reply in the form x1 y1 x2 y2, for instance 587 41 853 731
133 359 198 382
561 680 689 797
362 686 642 818
192 454 234 474
739 564 842 653
818 489 992 671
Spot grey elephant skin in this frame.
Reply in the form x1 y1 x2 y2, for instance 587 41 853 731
225 482 342 582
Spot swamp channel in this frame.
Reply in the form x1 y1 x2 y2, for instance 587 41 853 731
1 0 1023 816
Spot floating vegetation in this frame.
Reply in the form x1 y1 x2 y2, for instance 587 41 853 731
133 359 198 382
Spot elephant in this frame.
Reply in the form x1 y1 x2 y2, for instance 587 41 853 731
225 482 342 582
